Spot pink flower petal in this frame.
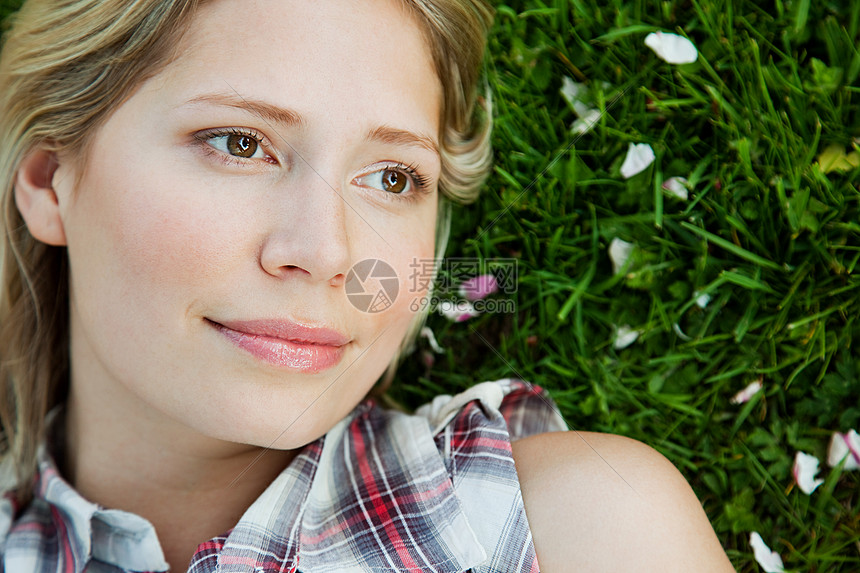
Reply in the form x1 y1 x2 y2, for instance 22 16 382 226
730 379 763 404
420 349 435 369
793 451 824 494
458 274 499 301
749 532 784 573
827 429 860 470
662 176 689 200
438 300 480 322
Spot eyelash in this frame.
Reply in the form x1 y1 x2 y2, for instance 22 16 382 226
193 127 277 167
360 162 433 205
193 127 434 203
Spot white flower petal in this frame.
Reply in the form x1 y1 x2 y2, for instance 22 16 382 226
561 77 616 136
620 142 655 179
749 532 785 573
672 322 692 341
571 108 602 135
730 379 762 404
613 325 640 349
644 31 699 64
662 176 689 200
560 76 592 117
793 451 825 494
419 326 444 354
608 238 635 275
827 429 860 470
695 292 712 309
437 300 480 323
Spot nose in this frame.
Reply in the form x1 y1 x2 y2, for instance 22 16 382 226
259 169 352 285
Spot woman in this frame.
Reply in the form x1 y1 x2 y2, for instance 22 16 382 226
0 0 734 570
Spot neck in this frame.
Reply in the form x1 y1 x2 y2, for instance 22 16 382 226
63 378 296 571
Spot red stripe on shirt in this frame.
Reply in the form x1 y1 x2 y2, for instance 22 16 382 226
350 420 422 571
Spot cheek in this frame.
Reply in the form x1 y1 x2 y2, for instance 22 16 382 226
65 165 241 328
376 199 437 288
375 211 438 331
118 199 234 291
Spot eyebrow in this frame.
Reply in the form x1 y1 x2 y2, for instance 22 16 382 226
185 92 305 128
364 125 439 157
183 92 439 157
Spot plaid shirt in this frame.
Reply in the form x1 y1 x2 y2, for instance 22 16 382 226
0 379 567 572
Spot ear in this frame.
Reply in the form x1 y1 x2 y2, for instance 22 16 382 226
14 146 67 246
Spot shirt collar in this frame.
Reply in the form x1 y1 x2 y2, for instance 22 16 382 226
211 434 325 573
34 408 170 573
216 400 486 573
30 399 488 573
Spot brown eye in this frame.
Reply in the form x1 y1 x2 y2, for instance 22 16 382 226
382 169 407 194
226 134 258 158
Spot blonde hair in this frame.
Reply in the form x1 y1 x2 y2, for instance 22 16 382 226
0 0 493 501
377 0 495 396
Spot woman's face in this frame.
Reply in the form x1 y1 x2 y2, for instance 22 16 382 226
54 0 441 448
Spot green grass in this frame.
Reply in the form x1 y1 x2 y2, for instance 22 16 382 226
3 0 860 570
393 0 860 570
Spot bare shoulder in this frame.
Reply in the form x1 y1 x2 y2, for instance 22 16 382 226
511 431 735 573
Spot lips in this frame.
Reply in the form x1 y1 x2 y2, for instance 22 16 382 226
208 318 350 373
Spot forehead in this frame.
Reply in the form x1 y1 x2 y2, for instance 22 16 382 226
156 0 442 138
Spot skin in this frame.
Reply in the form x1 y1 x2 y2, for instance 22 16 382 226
14 0 734 570
512 432 736 571
18 0 440 566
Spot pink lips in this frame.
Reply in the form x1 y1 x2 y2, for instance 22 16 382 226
209 318 349 373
